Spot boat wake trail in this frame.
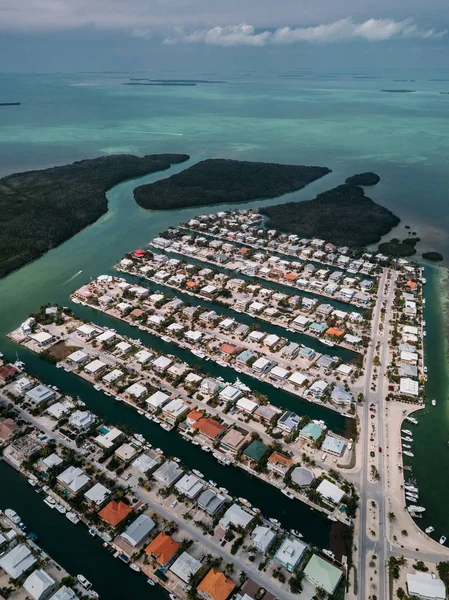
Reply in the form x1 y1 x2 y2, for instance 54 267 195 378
61 270 83 286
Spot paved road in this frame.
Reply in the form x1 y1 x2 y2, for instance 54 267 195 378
1 394 299 600
357 268 396 600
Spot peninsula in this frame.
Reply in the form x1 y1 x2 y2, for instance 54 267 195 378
260 183 400 247
133 158 331 210
0 153 189 278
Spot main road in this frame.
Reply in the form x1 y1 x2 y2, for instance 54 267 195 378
357 268 396 600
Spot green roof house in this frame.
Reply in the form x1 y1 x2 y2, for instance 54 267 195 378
243 440 269 462
299 422 325 442
303 554 342 594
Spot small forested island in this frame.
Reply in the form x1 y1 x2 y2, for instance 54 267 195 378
422 251 443 261
345 172 380 186
260 183 400 247
0 153 189 278
378 237 419 258
381 89 416 93
134 159 331 210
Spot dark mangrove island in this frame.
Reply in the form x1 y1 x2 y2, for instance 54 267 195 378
0 153 189 278
260 183 400 247
345 172 380 186
422 251 443 262
378 237 420 258
134 159 331 211
381 89 416 93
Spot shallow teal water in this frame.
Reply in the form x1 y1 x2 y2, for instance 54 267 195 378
0 71 448 558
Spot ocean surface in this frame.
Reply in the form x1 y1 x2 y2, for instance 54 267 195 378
0 70 448 579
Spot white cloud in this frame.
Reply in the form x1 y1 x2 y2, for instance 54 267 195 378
166 18 446 46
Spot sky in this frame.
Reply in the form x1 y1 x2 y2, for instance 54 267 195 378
0 0 448 72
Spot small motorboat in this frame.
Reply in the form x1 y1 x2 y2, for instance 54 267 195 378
425 526 434 534
5 509 21 524
440 535 447 545
432 399 436 406
147 579 155 586
129 563 141 572
77 575 92 590
44 496 56 509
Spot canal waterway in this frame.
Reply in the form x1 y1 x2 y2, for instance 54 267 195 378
0 461 163 600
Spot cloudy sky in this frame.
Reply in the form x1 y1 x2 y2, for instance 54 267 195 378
0 0 448 71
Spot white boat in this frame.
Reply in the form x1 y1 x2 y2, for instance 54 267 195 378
55 504 67 514
191 469 203 478
66 512 80 524
321 339 335 347
192 441 200 446
134 434 145 444
234 378 251 393
238 498 250 506
155 448 163 454
27 477 38 487
202 446 211 453
129 563 141 572
209 480 217 487
408 506 426 513
5 509 20 524
147 579 155 586
424 366 428 373
219 487 228 494
290 529 303 538
432 399 436 406
401 436 413 443
425 526 434 534
402 429 413 436
322 549 336 560
169 595 178 600
405 416 418 425
402 444 411 449
137 409 144 415
281 490 294 499
44 496 56 508
269 518 280 525
406 496 417 503
77 575 92 590
405 484 419 493
191 349 206 359
440 536 446 545
93 385 101 391
403 450 414 457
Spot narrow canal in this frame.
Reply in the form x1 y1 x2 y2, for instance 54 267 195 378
0 461 162 600
2 344 335 550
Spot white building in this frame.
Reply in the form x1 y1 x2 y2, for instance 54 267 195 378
23 569 56 600
406 572 446 600
69 410 95 430
0 544 37 579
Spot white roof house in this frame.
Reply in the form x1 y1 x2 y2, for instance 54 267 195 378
132 453 159 473
94 427 122 448
67 350 89 364
42 453 63 469
30 332 54 345
126 383 147 398
115 341 132 353
400 378 419 397
49 587 79 600
251 526 275 553
0 544 37 579
84 359 106 374
69 410 95 430
84 482 110 506
57 466 90 494
134 350 153 364
406 572 446 600
170 552 202 583
147 390 170 410
236 397 258 414
76 324 99 338
288 372 308 387
152 356 172 372
96 330 116 343
46 399 74 420
121 514 155 547
26 385 55 405
175 474 204 499
219 386 243 403
102 369 124 384
23 569 55 600
219 504 253 530
316 479 345 504
269 365 289 380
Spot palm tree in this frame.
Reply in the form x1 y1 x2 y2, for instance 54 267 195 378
388 511 397 523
